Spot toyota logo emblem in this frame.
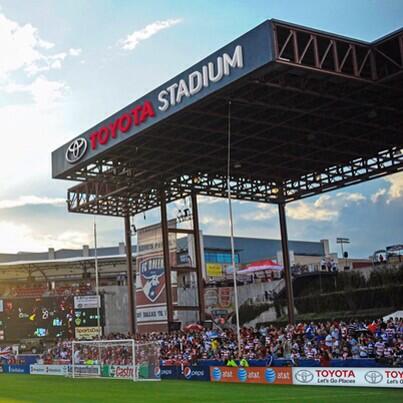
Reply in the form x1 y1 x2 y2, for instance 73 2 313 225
65 138 88 164
295 369 314 383
364 371 383 384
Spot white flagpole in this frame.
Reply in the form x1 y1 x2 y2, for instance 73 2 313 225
93 217 101 339
227 101 241 358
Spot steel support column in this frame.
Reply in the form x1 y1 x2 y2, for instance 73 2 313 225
160 190 174 326
191 191 205 321
278 202 295 324
124 215 136 334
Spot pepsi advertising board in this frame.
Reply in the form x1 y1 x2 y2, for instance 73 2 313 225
159 366 178 380
157 366 210 381
180 366 210 381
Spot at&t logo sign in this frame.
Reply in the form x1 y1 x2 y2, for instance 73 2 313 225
265 368 276 383
237 367 247 382
65 138 88 164
212 367 222 381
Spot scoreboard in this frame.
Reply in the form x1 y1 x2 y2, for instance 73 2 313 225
0 295 104 341
73 295 104 339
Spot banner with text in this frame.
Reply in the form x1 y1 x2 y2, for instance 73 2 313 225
75 326 101 340
136 221 177 333
292 367 403 388
74 295 100 309
210 367 292 385
205 287 234 326
206 263 223 277
30 364 68 376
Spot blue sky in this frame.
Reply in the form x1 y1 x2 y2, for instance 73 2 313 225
0 0 402 257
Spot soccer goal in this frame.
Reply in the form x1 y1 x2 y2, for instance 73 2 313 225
70 339 160 381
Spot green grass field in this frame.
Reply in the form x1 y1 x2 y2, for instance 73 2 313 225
0 375 401 403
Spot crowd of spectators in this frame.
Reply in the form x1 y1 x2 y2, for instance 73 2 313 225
42 317 403 367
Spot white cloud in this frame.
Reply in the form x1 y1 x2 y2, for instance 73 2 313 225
314 192 366 208
29 76 68 107
0 11 79 111
54 231 90 247
50 60 62 69
24 51 70 76
198 196 224 205
369 173 403 204
3 76 68 108
241 204 277 221
286 192 366 221
200 215 227 226
0 221 90 252
0 11 76 209
69 48 82 57
0 196 65 209
199 215 229 236
371 188 387 203
0 13 53 78
385 173 403 200
0 12 81 80
287 200 337 221
119 18 182 50
0 14 81 113
0 101 70 194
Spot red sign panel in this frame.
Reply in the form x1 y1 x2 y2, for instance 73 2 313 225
89 100 155 150
210 367 292 385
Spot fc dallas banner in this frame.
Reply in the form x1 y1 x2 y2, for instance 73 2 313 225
136 221 177 333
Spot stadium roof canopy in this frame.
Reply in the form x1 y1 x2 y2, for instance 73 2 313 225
52 19 403 217
0 255 127 270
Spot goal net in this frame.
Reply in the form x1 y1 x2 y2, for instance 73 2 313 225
71 339 160 381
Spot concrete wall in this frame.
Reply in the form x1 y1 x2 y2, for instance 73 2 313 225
245 306 293 327
101 281 286 333
244 306 278 327
176 272 199 325
237 279 285 305
102 285 129 334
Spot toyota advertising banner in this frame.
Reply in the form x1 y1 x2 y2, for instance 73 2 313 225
210 367 292 385
52 22 274 178
292 367 403 388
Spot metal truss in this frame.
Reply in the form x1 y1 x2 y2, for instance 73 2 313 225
282 147 403 201
65 21 403 217
272 20 403 82
67 145 402 216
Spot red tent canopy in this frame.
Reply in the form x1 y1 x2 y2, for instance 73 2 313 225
237 259 283 275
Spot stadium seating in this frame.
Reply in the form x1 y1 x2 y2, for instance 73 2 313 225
43 318 403 368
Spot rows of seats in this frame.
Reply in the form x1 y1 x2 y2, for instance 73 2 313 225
14 287 47 298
